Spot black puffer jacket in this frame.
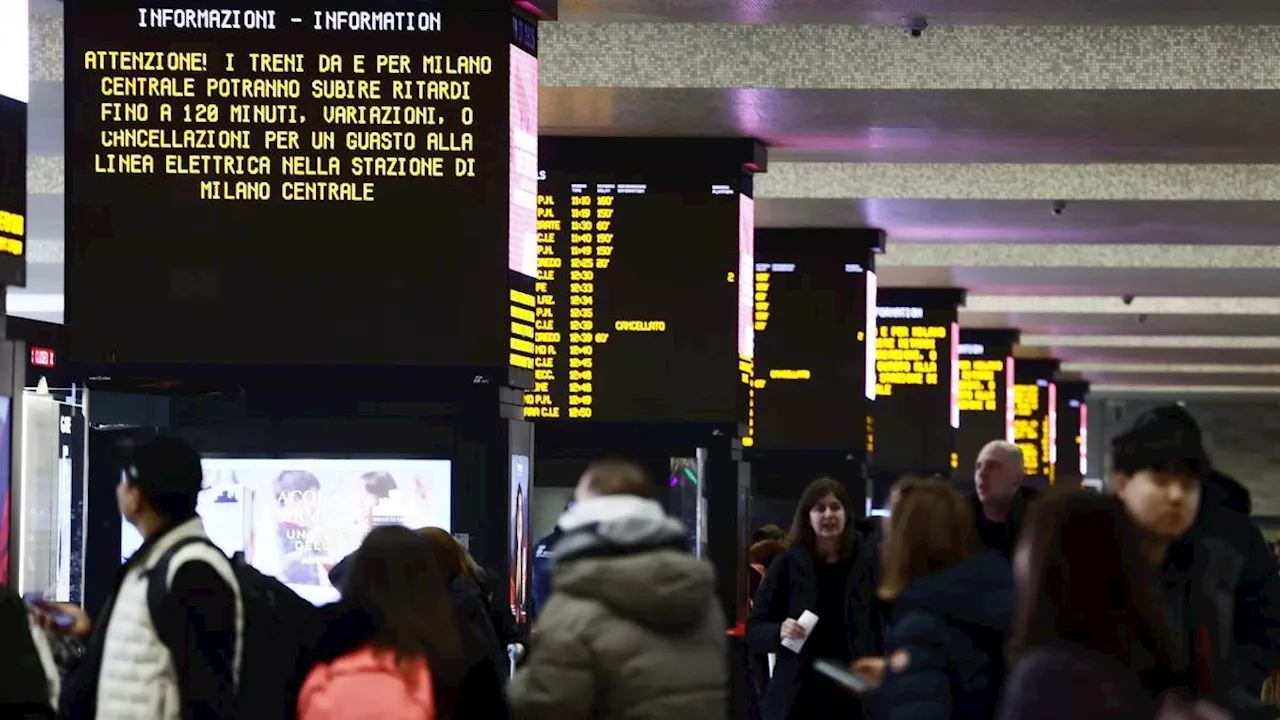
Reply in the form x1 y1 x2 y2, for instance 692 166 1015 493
1196 471 1280 693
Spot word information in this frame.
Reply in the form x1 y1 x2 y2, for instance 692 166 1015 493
875 324 946 397
958 358 1003 412
83 49 491 202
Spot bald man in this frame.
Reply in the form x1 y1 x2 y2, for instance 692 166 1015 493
971 440 1040 560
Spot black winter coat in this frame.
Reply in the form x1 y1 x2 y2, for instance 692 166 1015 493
746 533 882 720
875 553 1013 720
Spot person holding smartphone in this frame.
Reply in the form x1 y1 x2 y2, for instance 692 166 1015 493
746 477 882 720
0 586 59 719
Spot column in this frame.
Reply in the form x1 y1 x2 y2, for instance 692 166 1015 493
530 138 767 627
750 228 883 513
954 329 1019 487
1054 380 1091 486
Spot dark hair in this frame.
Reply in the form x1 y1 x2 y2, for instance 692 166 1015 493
1111 406 1209 480
879 480 972 600
1010 488 1179 691
788 477 856 559
752 524 787 545
123 435 203 522
419 526 472 583
274 470 320 495
344 526 464 691
361 471 397 500
582 457 651 498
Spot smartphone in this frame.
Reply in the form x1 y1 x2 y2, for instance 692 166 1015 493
814 658 879 694
22 594 75 629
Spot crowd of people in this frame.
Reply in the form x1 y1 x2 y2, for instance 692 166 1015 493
746 406 1280 720
0 403 1279 719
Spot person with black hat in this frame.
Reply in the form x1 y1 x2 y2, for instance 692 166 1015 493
41 434 242 720
1128 405 1280 697
1112 407 1276 719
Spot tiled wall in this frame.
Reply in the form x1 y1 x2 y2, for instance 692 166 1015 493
1096 398 1280 516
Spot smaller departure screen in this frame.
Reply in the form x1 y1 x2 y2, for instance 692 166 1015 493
1054 382 1089 483
524 170 748 424
750 253 871 451
954 333 1016 476
873 302 959 474
1013 381 1056 482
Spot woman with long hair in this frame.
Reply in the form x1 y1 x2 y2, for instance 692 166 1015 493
873 479 1012 720
418 527 512 718
746 477 881 720
998 489 1183 719
299 526 464 720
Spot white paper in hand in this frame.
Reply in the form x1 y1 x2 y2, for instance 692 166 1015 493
781 610 819 654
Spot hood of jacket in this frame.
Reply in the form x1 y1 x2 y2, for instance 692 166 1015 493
552 495 716 634
299 645 434 720
897 552 1014 632
1203 470 1252 517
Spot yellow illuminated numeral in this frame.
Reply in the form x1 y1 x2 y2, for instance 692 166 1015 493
726 272 735 283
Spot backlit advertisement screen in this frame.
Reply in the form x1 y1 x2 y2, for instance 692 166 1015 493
509 454 530 624
122 458 451 605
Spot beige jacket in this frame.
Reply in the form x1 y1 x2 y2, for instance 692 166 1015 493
508 496 728 720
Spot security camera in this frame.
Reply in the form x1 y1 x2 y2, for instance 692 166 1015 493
1051 200 1066 216
900 14 928 37
1122 294 1135 306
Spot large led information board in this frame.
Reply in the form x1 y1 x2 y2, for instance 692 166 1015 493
872 288 964 475
1013 359 1059 486
524 138 761 424
66 0 539 375
954 329 1017 479
750 229 881 451
1055 380 1089 485
0 0 28 288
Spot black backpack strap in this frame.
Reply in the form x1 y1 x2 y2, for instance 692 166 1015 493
146 536 216 654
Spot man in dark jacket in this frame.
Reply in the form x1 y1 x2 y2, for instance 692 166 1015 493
529 500 572 620
1112 407 1276 718
1133 406 1280 695
970 440 1039 560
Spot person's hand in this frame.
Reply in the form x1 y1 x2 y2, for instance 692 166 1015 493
31 601 92 638
780 618 807 641
852 656 886 684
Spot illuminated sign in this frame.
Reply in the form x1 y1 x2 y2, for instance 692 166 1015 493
1054 381 1090 484
30 346 56 369
954 329 1018 478
0 0 27 288
1013 360 1060 483
749 229 880 451
524 140 757 424
872 288 964 474
66 3 537 370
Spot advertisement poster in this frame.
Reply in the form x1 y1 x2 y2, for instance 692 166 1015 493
0 399 11 584
509 454 530 624
123 458 451 604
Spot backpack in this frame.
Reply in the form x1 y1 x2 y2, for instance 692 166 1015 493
148 537 323 719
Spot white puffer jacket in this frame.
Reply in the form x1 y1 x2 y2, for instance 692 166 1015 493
95 518 242 720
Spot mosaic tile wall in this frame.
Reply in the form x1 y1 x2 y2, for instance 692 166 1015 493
1096 398 1280 516
539 24 1280 89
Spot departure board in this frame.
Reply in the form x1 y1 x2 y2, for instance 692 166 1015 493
1055 380 1089 484
871 289 963 475
66 1 539 374
0 5 27 289
749 229 880 451
953 329 1017 477
524 163 752 424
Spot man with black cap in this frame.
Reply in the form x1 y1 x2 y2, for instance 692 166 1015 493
47 434 242 720
1112 406 1279 718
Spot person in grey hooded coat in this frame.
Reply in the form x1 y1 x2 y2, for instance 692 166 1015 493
507 458 727 720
